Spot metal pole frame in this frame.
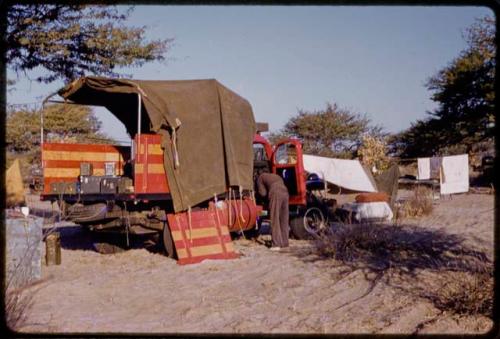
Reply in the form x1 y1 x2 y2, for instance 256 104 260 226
133 93 142 161
138 93 142 136
40 92 58 171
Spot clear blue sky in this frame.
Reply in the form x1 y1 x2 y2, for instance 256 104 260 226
7 5 493 142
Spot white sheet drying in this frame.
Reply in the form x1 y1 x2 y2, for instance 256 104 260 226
440 154 469 194
417 157 431 180
302 154 377 192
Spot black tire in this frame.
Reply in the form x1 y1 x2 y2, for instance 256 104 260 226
161 221 177 259
91 232 127 254
290 207 327 239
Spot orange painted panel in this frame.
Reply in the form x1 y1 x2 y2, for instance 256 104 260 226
42 142 130 195
42 137 170 196
167 209 239 265
134 134 169 194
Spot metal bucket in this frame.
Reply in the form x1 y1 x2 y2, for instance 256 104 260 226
45 232 61 265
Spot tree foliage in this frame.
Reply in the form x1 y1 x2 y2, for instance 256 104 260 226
392 16 495 158
270 102 383 158
6 5 172 83
357 135 392 172
6 104 114 153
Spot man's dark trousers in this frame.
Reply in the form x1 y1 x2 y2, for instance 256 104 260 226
269 185 289 248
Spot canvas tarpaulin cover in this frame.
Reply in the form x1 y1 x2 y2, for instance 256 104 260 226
57 76 256 212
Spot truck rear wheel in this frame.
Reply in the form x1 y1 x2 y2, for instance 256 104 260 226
290 207 327 239
91 232 127 254
161 221 177 259
93 241 126 254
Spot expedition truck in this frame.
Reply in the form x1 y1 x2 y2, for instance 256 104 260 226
40 76 262 264
40 77 329 264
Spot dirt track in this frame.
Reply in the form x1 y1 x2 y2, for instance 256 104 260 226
13 193 494 334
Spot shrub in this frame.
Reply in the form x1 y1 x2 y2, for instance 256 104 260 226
315 222 493 318
426 272 493 316
402 186 434 218
358 135 392 172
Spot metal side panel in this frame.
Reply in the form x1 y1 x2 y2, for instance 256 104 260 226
167 209 239 265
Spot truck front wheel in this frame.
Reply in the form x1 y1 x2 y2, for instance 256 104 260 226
290 207 327 239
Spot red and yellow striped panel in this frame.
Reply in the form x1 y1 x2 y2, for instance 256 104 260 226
42 143 130 195
167 209 239 265
134 134 169 194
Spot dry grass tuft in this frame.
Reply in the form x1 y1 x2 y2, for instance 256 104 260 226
5 287 35 330
426 272 493 316
402 186 434 218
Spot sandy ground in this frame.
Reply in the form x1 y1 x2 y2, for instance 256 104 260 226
10 192 495 335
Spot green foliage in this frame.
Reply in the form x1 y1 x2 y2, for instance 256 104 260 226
266 131 290 146
6 5 172 83
273 102 383 158
388 118 447 157
392 16 495 158
6 104 114 153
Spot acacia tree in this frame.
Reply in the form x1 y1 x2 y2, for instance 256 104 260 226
5 4 172 83
269 102 383 158
392 16 495 158
428 16 495 145
6 104 114 153
6 104 115 180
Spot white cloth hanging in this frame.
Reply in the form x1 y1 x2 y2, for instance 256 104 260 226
302 154 377 192
440 154 469 194
417 157 431 180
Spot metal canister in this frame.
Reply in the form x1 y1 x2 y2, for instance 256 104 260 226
45 232 61 265
216 199 262 232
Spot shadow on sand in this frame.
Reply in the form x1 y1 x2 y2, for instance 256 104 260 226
289 222 493 319
42 223 162 254
310 222 491 274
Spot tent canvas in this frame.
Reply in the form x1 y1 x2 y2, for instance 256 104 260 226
302 154 378 193
56 76 256 212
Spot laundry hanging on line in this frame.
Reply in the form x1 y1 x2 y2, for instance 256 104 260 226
417 156 442 180
440 154 469 195
417 158 430 180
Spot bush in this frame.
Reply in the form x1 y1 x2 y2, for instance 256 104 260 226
314 222 493 317
427 272 493 316
402 186 434 218
316 223 404 265
358 135 392 172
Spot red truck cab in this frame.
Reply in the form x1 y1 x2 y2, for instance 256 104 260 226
253 134 330 239
253 135 306 206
